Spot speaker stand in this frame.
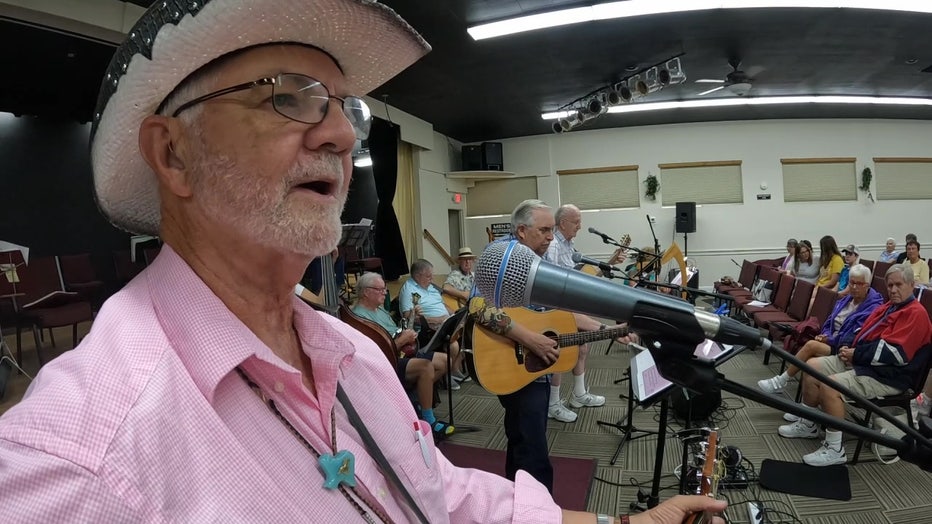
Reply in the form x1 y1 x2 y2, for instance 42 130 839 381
683 231 688 258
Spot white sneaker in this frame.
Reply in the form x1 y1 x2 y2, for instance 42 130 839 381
778 420 819 439
548 402 578 423
757 375 787 394
568 390 606 408
803 441 846 466
783 412 800 422
449 379 460 391
451 371 472 383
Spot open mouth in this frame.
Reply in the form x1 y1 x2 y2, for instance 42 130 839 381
295 180 334 195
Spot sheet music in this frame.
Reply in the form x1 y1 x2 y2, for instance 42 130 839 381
630 339 734 402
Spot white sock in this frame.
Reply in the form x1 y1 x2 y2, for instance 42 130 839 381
573 373 587 397
801 403 818 426
778 371 789 383
825 429 843 449
550 385 562 406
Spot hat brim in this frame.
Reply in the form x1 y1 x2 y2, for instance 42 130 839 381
91 0 429 235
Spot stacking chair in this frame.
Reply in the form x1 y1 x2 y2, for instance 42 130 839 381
849 344 932 464
871 274 890 301
58 254 104 309
715 260 757 294
742 273 795 317
753 279 815 331
13 256 93 367
733 266 781 307
859 259 875 273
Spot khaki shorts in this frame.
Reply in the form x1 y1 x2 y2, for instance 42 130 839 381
811 356 903 399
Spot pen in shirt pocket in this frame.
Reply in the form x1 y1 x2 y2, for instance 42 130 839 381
414 421 432 468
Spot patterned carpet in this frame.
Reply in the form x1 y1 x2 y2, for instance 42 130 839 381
434 339 932 523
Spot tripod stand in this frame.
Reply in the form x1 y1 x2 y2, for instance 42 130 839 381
596 367 659 465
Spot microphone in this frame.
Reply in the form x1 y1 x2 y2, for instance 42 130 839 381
476 240 771 351
571 252 619 273
587 227 617 245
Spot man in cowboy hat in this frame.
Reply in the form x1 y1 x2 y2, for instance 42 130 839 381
0 1 725 522
442 246 477 303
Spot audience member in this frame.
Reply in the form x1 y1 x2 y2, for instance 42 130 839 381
896 233 918 264
781 238 799 272
758 264 882 395
778 264 932 466
816 235 844 289
442 247 476 304
878 237 900 263
903 240 930 285
836 244 860 294
790 240 819 284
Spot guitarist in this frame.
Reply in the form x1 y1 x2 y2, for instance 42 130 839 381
470 200 635 492
543 204 635 424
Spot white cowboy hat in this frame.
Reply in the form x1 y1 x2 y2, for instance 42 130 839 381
90 0 429 235
458 247 477 259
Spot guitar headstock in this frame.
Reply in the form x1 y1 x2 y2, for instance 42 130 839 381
620 233 632 248
683 429 722 524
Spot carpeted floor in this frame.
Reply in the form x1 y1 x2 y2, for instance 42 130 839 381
4 311 932 523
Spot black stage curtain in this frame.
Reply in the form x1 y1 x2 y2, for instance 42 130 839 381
368 118 408 281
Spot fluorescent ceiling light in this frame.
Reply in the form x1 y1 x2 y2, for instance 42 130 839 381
353 155 373 167
469 1 932 40
540 96 932 120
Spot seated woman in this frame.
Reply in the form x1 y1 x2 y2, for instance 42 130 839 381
757 264 883 396
789 239 819 284
781 238 798 272
878 237 900 263
352 272 454 437
816 235 844 289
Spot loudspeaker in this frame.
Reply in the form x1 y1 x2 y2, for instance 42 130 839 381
461 145 483 171
675 201 696 233
671 388 721 421
481 141 503 171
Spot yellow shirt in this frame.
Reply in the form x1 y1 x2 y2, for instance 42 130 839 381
910 258 930 285
817 254 844 287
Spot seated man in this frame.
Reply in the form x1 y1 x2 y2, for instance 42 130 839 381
777 264 932 466
400 258 466 384
758 264 883 395
352 272 453 437
442 247 476 305
835 244 860 294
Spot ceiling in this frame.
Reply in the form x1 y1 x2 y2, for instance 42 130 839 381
3 1 932 142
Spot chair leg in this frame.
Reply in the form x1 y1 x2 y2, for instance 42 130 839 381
763 348 772 365
48 327 56 348
32 325 47 366
15 325 23 369
851 409 873 465
72 323 79 349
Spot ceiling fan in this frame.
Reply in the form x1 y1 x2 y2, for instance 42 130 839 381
695 58 764 97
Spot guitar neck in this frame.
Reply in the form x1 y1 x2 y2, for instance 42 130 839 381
553 325 628 347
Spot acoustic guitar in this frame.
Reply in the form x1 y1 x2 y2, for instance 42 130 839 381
462 308 629 395
577 234 632 276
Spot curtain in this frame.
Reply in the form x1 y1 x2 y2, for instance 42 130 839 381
369 118 408 280
394 141 417 263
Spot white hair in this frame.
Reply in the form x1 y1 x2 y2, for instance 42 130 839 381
848 263 871 283
511 199 551 232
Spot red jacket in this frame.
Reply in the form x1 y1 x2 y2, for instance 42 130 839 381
851 297 932 390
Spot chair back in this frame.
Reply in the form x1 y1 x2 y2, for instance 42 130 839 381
337 304 398 368
737 260 758 289
859 259 875 273
771 273 796 310
808 286 840 325
919 290 932 320
871 274 889 300
905 344 932 397
58 254 97 284
873 261 893 281
786 280 815 321
15 257 65 305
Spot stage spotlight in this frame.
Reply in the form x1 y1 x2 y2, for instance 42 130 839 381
659 57 687 85
643 67 663 93
628 75 648 98
552 121 564 133
587 96 603 114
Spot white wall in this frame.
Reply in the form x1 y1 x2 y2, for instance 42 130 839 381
453 119 932 287
413 131 464 271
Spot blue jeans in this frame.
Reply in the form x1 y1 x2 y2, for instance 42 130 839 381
497 380 552 492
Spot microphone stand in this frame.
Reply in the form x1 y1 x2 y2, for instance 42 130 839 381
646 214 662 283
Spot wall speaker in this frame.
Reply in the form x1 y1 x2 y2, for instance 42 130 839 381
461 145 483 171
481 141 503 171
675 201 696 233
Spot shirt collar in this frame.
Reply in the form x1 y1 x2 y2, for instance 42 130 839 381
147 245 356 403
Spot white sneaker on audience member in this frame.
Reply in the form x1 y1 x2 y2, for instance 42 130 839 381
778 419 819 439
548 402 577 423
803 441 846 466
757 374 788 394
568 390 606 408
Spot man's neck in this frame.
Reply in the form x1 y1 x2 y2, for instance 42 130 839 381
357 300 380 311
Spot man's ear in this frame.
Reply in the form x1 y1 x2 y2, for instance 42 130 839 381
138 115 194 198
514 224 526 241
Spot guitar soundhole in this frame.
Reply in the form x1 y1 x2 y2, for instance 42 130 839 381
524 331 558 373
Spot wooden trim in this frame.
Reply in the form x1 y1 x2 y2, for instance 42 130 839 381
658 160 741 169
556 165 638 175
872 157 932 164
779 157 856 165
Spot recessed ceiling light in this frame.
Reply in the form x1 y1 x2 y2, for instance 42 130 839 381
625 64 640 72
905 58 919 65
468 2 932 40
540 95 932 120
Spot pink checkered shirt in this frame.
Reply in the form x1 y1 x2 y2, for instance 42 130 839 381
0 246 560 523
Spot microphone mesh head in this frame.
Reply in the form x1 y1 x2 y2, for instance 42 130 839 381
571 252 583 263
474 240 536 307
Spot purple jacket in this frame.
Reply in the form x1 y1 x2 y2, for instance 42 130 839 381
822 288 883 351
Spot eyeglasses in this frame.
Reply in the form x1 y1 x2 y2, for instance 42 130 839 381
535 226 554 235
849 281 869 287
171 73 371 139
367 286 388 294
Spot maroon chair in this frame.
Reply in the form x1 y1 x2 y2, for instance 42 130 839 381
873 261 893 281
340 245 383 284
113 250 144 287
734 266 781 307
742 273 795 316
13 256 93 368
919 290 932 320
58 254 104 308
753 279 815 331
143 246 162 266
871 274 889 301
715 260 756 294
859 259 875 273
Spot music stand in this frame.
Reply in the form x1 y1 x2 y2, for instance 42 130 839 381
419 308 478 438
